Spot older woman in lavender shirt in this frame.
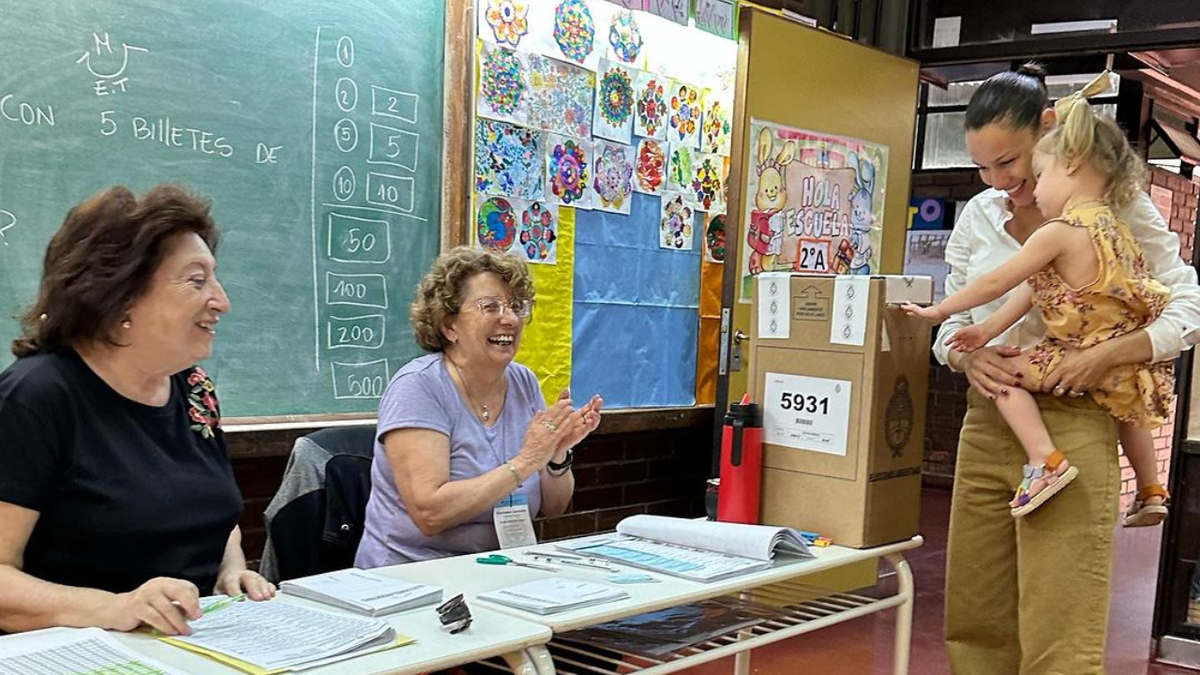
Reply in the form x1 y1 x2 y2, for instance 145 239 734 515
355 247 603 566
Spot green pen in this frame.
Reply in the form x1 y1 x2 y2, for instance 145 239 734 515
202 593 246 615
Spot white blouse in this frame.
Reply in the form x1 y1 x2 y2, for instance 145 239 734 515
933 187 1200 367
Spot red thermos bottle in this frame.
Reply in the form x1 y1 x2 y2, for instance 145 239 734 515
718 398 763 524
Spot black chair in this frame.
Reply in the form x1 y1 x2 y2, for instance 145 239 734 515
260 426 377 583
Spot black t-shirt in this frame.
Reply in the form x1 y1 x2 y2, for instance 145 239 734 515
0 350 242 594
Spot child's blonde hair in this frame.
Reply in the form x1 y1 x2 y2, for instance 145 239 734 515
1036 94 1146 211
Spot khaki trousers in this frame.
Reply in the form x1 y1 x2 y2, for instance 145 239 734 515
945 390 1120 675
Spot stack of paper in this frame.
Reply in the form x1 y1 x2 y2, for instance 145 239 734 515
478 578 629 615
280 569 443 616
161 599 412 673
0 627 188 675
556 515 814 582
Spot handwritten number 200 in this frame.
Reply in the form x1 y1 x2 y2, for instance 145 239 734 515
780 393 829 415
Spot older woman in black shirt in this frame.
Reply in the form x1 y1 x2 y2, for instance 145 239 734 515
0 185 273 636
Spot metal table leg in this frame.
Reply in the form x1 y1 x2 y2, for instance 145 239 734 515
885 552 914 675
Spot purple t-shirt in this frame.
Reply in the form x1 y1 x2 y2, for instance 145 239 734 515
354 352 545 567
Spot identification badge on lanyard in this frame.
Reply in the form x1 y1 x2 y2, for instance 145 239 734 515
493 492 537 549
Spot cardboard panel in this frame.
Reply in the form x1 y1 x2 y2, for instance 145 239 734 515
754 347 863 481
723 7 919 414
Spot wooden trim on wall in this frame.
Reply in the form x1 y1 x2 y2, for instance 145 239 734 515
225 406 715 459
442 0 473 248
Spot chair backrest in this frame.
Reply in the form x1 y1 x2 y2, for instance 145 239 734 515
261 425 377 582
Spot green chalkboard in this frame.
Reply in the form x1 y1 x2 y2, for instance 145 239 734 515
0 0 444 418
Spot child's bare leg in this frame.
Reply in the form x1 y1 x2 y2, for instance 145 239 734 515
994 388 1056 465
998 353 1078 513
994 356 1055 465
1119 422 1165 506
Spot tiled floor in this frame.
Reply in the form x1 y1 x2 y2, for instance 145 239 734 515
681 487 1193 675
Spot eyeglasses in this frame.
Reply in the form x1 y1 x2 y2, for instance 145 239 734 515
470 297 534 321
436 593 473 634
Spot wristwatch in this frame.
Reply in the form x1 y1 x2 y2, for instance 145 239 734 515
546 448 574 472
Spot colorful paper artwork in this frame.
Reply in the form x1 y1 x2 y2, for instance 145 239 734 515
590 140 635 214
607 10 643 64
660 194 694 250
546 134 592 208
477 42 529 125
476 195 520 252
704 213 727 262
483 0 530 48
691 153 724 212
701 96 732 155
527 54 594 139
665 143 693 197
633 70 666 140
553 0 596 65
593 59 635 143
519 201 559 264
667 80 703 149
634 138 665 195
739 118 890 301
475 119 544 200
475 196 559 265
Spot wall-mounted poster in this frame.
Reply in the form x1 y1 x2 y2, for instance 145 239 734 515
739 118 889 301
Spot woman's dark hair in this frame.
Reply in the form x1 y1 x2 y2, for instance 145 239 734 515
965 62 1049 132
12 184 220 357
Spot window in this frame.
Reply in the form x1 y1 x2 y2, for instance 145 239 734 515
916 73 1120 170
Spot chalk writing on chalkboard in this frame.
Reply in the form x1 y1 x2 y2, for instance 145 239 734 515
76 32 150 96
311 28 426 404
1 1 445 417
0 210 15 246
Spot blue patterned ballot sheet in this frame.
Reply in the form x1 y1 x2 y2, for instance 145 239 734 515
556 516 814 582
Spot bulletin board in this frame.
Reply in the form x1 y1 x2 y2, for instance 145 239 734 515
470 0 739 408
721 8 919 406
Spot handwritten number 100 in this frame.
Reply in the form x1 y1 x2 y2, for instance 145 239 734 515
780 393 829 415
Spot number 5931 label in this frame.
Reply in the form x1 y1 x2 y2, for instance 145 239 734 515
763 373 852 456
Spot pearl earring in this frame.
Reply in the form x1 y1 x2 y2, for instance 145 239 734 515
121 320 132 329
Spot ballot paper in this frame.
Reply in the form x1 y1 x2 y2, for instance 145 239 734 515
280 568 443 616
161 598 411 673
0 627 188 675
478 578 629 615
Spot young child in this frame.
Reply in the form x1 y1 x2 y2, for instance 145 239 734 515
904 92 1173 522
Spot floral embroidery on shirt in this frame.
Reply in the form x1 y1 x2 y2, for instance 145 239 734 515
187 367 220 439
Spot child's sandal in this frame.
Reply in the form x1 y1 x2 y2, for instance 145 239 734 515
1010 450 1079 518
1123 484 1170 528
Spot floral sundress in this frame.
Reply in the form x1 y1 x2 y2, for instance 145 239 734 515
1027 198 1175 428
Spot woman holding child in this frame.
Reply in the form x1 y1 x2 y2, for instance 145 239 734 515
931 65 1200 674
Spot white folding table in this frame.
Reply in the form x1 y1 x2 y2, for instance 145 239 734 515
376 534 923 675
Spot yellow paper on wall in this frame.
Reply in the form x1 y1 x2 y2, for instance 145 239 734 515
518 206 574 405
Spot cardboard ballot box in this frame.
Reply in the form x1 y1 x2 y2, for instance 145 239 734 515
749 273 932 548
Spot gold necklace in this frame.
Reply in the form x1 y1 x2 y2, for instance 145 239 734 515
449 358 503 423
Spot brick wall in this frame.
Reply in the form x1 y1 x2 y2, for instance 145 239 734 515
912 167 1196 508
227 414 712 567
911 170 987 482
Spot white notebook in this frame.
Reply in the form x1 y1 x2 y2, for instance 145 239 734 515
478 578 629 615
556 515 814 582
280 569 443 616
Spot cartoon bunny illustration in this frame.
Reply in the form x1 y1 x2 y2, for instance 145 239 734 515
846 152 876 275
747 127 796 274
